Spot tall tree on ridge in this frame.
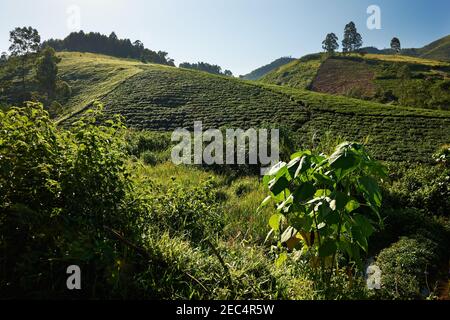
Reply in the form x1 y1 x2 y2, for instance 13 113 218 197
322 33 339 54
391 37 401 54
9 27 41 98
342 22 362 54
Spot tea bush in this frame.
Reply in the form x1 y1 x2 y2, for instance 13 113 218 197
376 237 439 300
383 162 449 216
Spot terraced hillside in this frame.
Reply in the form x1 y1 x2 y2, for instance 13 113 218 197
59 52 450 163
56 52 147 122
262 53 450 110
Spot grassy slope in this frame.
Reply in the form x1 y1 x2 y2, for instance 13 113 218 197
415 35 450 62
59 52 450 163
365 35 450 62
262 53 450 106
241 57 296 81
260 54 323 89
56 52 146 122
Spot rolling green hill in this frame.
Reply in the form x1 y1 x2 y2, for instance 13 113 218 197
261 53 450 109
57 52 450 163
241 57 296 80
403 35 450 62
260 53 323 89
361 35 450 62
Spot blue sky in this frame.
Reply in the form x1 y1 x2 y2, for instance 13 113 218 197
0 0 449 75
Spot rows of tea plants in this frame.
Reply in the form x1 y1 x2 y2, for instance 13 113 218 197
91 65 450 163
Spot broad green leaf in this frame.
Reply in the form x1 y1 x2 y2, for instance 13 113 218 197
275 252 288 268
262 174 272 188
269 214 283 231
345 199 360 213
294 156 311 178
329 143 358 170
324 211 340 225
318 240 337 257
290 214 314 232
266 161 287 177
277 194 293 212
358 176 382 208
269 176 290 198
281 226 297 243
313 172 334 186
290 150 311 160
293 182 315 202
257 196 272 212
314 189 332 197
353 215 374 237
351 226 369 252
287 157 301 178
334 191 349 211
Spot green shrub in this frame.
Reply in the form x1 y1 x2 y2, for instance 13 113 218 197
125 130 171 157
383 163 449 216
370 208 449 259
141 150 158 166
48 100 63 117
234 182 252 196
56 80 72 102
0 102 141 298
141 179 225 244
376 237 439 300
262 142 387 289
135 233 315 299
433 145 450 167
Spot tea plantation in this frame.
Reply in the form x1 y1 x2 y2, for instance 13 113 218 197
57 52 450 163
261 53 450 110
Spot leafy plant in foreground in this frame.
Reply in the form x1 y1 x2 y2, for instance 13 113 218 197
260 142 386 284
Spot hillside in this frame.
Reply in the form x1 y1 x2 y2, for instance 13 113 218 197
58 52 450 163
362 35 450 62
241 57 296 80
416 35 450 62
259 54 323 89
261 53 450 109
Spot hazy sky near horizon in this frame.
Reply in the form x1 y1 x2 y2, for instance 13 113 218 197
0 0 449 75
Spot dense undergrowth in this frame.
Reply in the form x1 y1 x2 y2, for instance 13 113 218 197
0 104 448 300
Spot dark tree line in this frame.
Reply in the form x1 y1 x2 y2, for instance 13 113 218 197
179 61 233 76
43 31 175 66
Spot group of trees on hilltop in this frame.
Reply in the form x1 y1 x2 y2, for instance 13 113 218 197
322 22 363 54
43 31 175 66
179 61 233 77
1 27 71 115
322 22 402 55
